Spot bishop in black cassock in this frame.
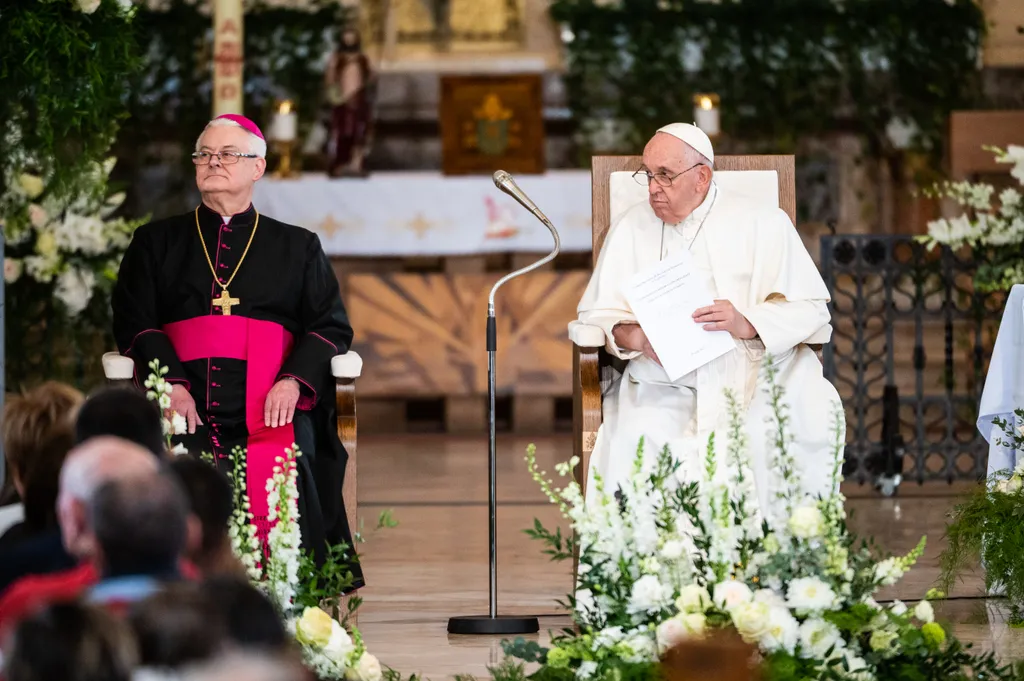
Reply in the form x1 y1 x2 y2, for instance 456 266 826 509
111 114 363 590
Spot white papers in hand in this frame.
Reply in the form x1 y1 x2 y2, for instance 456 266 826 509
623 250 735 382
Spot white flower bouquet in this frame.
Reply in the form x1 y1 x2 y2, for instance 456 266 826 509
3 157 144 317
941 409 1024 625
921 145 1024 292
505 363 1017 681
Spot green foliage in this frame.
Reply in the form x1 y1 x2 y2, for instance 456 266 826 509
524 517 577 562
550 0 985 169
0 0 140 203
119 0 355 170
294 541 361 624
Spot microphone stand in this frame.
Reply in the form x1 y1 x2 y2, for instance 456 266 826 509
447 171 561 636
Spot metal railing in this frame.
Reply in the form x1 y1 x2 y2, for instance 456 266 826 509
820 235 1004 492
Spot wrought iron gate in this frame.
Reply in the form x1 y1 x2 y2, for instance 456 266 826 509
819 235 1005 490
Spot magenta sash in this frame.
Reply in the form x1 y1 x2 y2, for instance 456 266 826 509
164 315 296 544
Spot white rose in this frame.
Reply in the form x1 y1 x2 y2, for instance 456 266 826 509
74 0 102 13
760 606 799 654
731 601 771 642
656 614 704 652
788 504 826 539
28 204 48 228
675 584 712 613
629 575 670 613
660 540 685 560
4 258 23 284
17 173 44 199
798 618 842 659
324 621 355 660
913 600 934 623
753 589 787 609
713 581 753 612
346 652 382 681
890 600 908 617
1006 477 1023 493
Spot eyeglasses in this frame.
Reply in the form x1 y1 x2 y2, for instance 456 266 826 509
191 151 260 166
632 162 703 187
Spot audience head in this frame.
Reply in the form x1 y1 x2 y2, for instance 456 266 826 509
2 601 138 681
183 652 307 681
130 583 226 669
89 471 189 577
1 381 83 504
200 576 289 651
57 437 160 559
168 457 239 576
76 385 166 458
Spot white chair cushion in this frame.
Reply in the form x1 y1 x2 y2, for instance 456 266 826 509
102 352 135 380
331 352 363 379
568 321 606 348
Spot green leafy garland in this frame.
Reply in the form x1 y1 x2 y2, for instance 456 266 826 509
0 0 140 206
550 0 985 170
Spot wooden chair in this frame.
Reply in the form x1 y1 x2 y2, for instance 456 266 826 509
569 155 797 496
100 351 362 547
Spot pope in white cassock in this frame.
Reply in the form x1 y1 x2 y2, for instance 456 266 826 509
578 123 844 513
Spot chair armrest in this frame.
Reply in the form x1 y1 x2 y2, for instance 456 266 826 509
568 321 606 349
102 352 135 380
331 352 363 380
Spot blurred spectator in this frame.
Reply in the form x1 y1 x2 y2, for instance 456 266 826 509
85 470 190 610
200 576 289 652
129 583 226 670
167 457 244 578
0 382 83 539
75 386 166 458
2 601 138 681
0 437 159 634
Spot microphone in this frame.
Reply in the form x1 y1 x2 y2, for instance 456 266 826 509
493 170 554 228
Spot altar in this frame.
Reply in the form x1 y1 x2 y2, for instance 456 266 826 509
251 171 593 256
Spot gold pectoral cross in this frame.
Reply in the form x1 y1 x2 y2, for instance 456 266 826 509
213 289 240 316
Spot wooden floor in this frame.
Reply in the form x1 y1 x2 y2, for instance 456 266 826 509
354 434 1024 679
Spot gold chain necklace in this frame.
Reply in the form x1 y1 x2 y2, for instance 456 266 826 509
195 207 260 315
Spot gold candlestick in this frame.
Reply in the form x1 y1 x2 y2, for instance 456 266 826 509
273 140 298 179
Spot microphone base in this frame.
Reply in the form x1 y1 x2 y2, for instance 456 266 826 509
447 615 540 636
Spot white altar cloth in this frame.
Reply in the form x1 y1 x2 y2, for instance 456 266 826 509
977 284 1024 477
252 171 594 256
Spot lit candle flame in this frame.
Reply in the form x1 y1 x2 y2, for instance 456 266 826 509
279 100 293 115
698 96 714 111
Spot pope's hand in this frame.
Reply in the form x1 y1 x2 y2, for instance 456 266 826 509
613 322 662 366
692 299 757 339
169 384 202 434
265 378 300 428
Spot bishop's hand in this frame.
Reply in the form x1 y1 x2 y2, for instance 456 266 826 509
265 378 300 428
613 322 662 366
692 299 758 339
169 384 202 434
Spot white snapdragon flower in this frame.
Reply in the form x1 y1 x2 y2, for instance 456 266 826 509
577 661 598 679
786 577 839 614
798 618 842 659
324 621 354 660
660 539 685 560
170 443 189 456
171 412 188 436
873 558 903 586
890 600 908 616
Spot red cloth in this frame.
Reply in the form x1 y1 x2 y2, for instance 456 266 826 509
0 561 200 638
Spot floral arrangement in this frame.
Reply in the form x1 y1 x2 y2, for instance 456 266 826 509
143 363 383 680
940 409 1024 625
3 157 143 317
921 146 1024 292
503 364 1018 681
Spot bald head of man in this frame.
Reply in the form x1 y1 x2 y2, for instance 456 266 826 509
57 436 160 559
